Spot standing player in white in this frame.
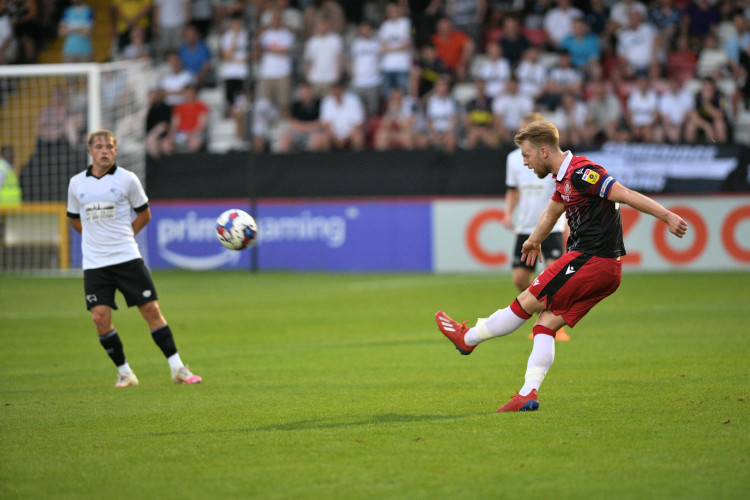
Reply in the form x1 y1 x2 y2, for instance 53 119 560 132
503 113 570 341
67 130 202 387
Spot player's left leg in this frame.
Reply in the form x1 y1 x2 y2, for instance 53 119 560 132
138 300 202 385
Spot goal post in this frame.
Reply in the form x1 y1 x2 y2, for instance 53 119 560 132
0 60 152 272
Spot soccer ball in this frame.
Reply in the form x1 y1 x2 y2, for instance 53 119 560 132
216 209 258 250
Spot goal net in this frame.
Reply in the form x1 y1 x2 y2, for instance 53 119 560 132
0 60 152 271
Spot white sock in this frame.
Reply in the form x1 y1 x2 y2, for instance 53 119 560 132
464 305 529 346
167 353 183 372
519 333 555 396
117 362 133 375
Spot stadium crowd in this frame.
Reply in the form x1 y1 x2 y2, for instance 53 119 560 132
2 0 749 154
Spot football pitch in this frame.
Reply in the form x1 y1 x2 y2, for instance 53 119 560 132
1 270 748 499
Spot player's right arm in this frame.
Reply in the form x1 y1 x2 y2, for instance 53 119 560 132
503 187 519 229
69 217 82 234
522 199 565 265
608 182 688 238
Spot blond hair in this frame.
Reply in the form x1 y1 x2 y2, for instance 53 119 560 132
514 120 559 149
87 130 117 148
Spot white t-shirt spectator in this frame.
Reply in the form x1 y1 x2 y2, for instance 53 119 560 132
258 27 295 79
320 91 365 140
476 57 512 98
543 5 583 47
378 16 412 72
154 0 189 30
220 28 250 80
516 60 547 98
350 36 382 87
305 32 343 84
617 22 657 71
627 89 659 126
609 0 648 31
160 70 194 105
492 93 534 131
547 66 582 90
426 94 457 132
658 87 694 125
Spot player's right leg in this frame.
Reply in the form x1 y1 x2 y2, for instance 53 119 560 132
85 267 137 387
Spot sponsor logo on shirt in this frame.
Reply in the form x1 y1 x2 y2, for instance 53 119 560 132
583 169 600 185
84 201 116 222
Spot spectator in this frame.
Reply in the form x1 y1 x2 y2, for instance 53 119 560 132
278 82 329 153
539 51 582 110
348 20 382 116
250 97 280 153
683 0 721 47
152 0 190 59
584 79 625 143
320 81 366 151
462 79 501 149
431 16 474 82
498 16 530 68
609 0 648 34
559 18 601 72
160 50 194 106
516 46 548 102
178 24 213 89
1 0 39 63
259 0 303 35
302 0 346 39
304 18 343 99
542 0 583 49
549 91 587 147
120 24 150 60
255 9 295 116
475 41 511 99
425 77 458 153
374 87 427 150
405 0 441 48
409 43 449 100
584 0 610 39
625 75 659 142
0 10 17 64
649 0 682 48
658 76 695 143
219 12 250 115
684 77 728 144
145 86 172 158
110 0 151 54
666 34 698 84
189 0 213 39
379 1 413 100
166 84 209 153
444 0 487 48
726 9 750 79
492 77 534 143
616 10 660 80
20 86 85 201
58 0 94 63
696 33 730 78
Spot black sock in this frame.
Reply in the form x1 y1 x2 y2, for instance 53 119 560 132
99 329 126 367
151 325 178 358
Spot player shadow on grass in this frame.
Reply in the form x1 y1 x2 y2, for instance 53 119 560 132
134 413 478 436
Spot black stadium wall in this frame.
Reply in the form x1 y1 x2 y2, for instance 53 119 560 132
146 145 750 200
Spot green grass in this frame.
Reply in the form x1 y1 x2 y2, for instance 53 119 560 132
1 270 748 499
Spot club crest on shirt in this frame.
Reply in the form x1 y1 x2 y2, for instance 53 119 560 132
583 169 600 184
564 180 572 195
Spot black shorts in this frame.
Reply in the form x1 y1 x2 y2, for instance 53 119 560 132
512 232 565 270
83 258 158 310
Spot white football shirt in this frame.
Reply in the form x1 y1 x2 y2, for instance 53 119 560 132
67 165 148 270
506 148 566 235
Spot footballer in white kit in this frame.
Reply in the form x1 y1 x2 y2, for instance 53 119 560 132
67 129 201 387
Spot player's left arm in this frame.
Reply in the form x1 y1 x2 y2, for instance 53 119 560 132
608 182 688 238
131 206 151 235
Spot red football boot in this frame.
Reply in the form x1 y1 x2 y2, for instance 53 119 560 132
435 311 474 355
496 389 540 412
